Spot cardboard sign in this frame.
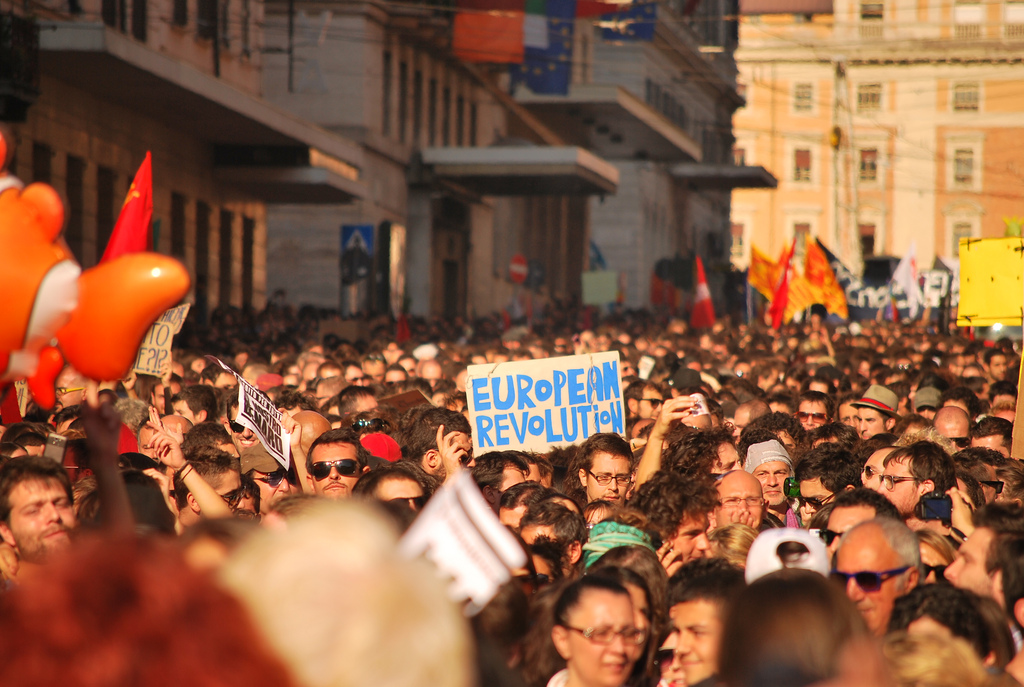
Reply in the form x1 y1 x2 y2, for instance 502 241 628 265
467 351 624 454
957 237 1024 327
378 389 433 413
399 471 527 615
581 271 619 306
133 304 190 377
207 356 291 470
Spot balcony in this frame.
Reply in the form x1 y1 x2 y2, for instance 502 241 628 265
0 13 40 122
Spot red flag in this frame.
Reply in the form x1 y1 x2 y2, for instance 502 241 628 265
101 152 153 263
690 257 716 329
768 239 796 329
396 312 411 344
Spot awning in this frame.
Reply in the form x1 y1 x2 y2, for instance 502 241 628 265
38 22 366 202
419 146 619 196
515 84 701 163
670 163 777 189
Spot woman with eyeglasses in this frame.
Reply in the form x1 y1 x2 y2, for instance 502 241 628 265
548 576 646 687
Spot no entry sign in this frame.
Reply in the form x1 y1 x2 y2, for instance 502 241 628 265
509 254 528 284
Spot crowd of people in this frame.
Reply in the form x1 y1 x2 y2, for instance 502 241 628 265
0 307 1022 687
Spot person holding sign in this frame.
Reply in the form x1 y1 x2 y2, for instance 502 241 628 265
305 429 371 499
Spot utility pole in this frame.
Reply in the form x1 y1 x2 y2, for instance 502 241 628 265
831 59 844 267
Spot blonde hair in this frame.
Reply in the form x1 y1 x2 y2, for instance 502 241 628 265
895 430 955 456
709 523 758 569
915 528 956 566
221 501 472 687
883 631 992 687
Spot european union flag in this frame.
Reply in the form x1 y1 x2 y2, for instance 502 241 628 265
600 0 656 41
511 0 576 95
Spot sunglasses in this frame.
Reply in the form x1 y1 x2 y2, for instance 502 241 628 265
655 648 677 668
253 471 288 488
311 459 360 480
950 436 971 449
796 411 828 422
980 480 1004 494
818 528 842 546
388 495 427 510
923 563 947 581
229 420 247 434
352 417 390 433
799 493 835 510
641 398 664 407
831 566 910 592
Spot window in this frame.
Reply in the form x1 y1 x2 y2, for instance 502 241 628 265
952 222 974 253
96 167 116 258
733 147 746 166
219 209 233 307
132 0 147 41
955 0 983 38
197 0 216 39
954 148 974 186
1005 1 1024 38
382 51 392 137
32 143 51 184
195 201 211 309
173 0 187 26
241 217 254 310
794 149 812 182
794 222 811 249
398 61 408 143
442 86 451 146
859 148 878 181
412 70 423 146
857 83 882 113
428 77 437 146
731 223 745 259
953 82 979 111
793 83 813 112
456 95 465 146
65 155 84 260
469 102 478 146
859 223 876 256
860 2 883 36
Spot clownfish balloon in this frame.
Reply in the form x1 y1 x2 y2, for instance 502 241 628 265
0 127 190 408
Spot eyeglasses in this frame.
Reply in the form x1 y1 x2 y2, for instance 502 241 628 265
56 386 85 396
387 495 427 510
641 398 664 407
922 564 947 581
311 459 360 480
818 528 843 546
352 417 390 433
799 492 836 510
831 566 911 592
721 496 763 508
587 470 632 487
796 411 828 423
862 464 879 480
949 436 971 449
980 480 1004 494
253 471 288 488
561 625 647 646
880 475 918 491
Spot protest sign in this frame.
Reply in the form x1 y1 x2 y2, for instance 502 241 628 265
378 389 433 413
956 237 1023 327
207 356 291 470
399 471 527 615
133 304 190 377
467 351 624 454
582 271 619 306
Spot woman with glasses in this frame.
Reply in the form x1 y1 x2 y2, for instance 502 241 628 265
548 576 647 687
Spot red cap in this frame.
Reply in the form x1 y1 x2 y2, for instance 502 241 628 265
360 433 402 462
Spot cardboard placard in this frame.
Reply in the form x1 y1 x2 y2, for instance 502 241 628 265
207 356 291 470
133 304 190 377
957 237 1023 327
378 389 434 413
467 351 624 454
399 471 526 615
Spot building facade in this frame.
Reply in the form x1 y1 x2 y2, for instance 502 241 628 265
731 0 1024 274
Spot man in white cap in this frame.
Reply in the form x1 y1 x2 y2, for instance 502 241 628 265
851 384 899 440
745 439 797 528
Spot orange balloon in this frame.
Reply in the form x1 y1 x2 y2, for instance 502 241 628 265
57 254 190 381
28 346 64 410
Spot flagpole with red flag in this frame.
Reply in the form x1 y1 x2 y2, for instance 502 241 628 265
768 239 796 329
100 152 153 263
690 257 716 329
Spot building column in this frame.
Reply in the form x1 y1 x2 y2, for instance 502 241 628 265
406 188 433 317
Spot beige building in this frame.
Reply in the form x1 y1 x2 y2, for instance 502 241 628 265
731 0 1024 275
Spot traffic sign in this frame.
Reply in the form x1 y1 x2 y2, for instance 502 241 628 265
509 254 528 284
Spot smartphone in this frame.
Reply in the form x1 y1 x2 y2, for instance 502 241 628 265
689 393 709 416
917 492 953 522
42 433 68 466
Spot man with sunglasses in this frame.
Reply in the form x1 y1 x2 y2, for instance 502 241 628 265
793 444 861 526
240 443 293 511
832 517 920 636
934 406 972 450
305 428 371 499
795 391 833 431
820 488 900 557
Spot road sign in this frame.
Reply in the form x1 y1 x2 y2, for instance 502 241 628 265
510 253 528 284
341 224 374 285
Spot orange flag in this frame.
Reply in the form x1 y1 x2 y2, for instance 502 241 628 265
768 239 795 329
748 245 778 300
805 239 849 319
101 152 153 263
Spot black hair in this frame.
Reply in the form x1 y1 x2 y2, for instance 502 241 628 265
667 557 745 608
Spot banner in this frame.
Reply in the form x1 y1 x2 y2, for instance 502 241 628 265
399 471 527 615
207 356 291 470
133 304 190 377
467 351 623 453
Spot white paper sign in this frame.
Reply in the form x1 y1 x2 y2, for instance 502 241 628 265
207 356 291 470
467 351 624 455
399 471 527 615
133 304 190 377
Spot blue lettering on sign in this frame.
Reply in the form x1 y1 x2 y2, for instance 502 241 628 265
576 406 591 436
553 370 567 405
561 406 580 441
492 376 515 411
587 366 603 403
568 368 586 405
608 402 624 434
544 408 563 442
516 375 536 409
535 379 553 402
477 415 495 447
602 361 621 399
471 378 490 411
529 415 545 436
509 413 530 443
494 414 511 445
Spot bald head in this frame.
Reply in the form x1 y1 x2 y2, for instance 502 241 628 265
933 406 970 441
732 399 770 438
162 415 194 436
293 411 332 454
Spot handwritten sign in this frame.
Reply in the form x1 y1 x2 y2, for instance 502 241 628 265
399 471 527 615
207 356 291 470
467 351 624 455
133 304 190 377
